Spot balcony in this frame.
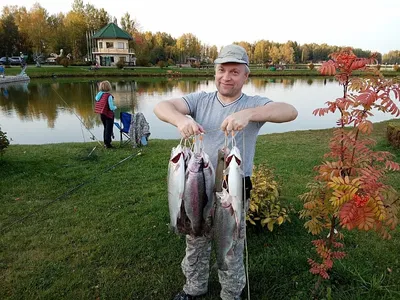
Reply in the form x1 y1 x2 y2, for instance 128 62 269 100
92 48 135 54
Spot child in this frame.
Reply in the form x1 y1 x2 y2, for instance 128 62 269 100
94 80 117 148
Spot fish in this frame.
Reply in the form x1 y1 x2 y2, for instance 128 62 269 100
167 144 186 233
202 151 215 221
215 147 230 193
214 188 237 271
183 152 208 236
224 146 244 228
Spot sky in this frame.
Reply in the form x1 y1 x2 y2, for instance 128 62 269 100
3 0 400 54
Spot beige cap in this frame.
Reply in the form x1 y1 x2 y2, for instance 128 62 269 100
214 44 249 65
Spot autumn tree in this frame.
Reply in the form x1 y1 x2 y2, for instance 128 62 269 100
383 50 400 64
64 10 87 59
23 4 50 54
176 33 201 64
269 44 282 64
254 40 270 64
46 13 67 55
280 42 295 64
300 48 400 295
208 45 218 62
84 4 109 31
0 14 20 57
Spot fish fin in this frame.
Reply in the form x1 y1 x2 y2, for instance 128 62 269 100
223 166 230 175
227 247 234 257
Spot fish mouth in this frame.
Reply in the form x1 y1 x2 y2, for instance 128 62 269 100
170 152 182 163
226 155 241 165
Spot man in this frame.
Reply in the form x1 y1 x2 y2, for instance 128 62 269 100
154 44 298 300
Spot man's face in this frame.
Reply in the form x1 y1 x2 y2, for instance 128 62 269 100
215 63 249 99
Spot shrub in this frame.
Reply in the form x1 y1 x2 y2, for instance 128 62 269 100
0 127 10 156
157 60 166 68
247 164 291 231
70 60 91 66
300 48 400 294
394 64 399 72
60 58 70 67
308 62 315 70
116 59 125 69
387 123 400 148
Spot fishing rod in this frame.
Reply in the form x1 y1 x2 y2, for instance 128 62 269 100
52 87 103 146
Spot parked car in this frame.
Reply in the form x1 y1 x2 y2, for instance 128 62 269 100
0 56 22 65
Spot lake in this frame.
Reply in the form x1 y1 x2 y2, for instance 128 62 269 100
0 77 397 145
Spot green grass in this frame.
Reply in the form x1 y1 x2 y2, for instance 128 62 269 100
1 120 400 299
4 65 400 78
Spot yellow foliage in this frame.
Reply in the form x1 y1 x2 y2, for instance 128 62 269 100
247 164 291 231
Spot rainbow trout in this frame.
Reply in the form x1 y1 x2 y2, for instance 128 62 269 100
167 144 186 233
202 151 215 221
183 152 208 236
224 146 244 228
214 188 237 271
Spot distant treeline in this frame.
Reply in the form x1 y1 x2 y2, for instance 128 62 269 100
1 1 399 66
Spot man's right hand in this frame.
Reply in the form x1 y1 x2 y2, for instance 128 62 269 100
176 117 204 138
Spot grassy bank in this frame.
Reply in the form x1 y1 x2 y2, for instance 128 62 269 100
1 120 400 299
4 64 400 79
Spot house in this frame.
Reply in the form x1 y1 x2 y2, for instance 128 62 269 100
92 22 135 67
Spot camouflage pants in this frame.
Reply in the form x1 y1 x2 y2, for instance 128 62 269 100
181 198 249 300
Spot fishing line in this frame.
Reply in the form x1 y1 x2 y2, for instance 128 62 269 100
242 130 251 300
52 87 102 146
0 150 142 235
80 122 86 142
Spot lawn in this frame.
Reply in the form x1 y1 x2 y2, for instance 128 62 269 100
1 120 400 300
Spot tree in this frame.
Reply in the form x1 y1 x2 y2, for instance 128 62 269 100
176 33 201 63
0 14 20 57
269 44 281 64
120 12 139 36
84 4 110 31
64 10 87 59
300 48 400 295
46 13 68 55
209 45 218 61
383 50 400 64
25 4 50 54
254 40 269 64
280 42 295 64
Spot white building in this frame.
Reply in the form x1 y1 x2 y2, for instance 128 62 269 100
92 23 135 66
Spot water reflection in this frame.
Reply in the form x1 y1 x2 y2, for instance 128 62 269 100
0 77 397 144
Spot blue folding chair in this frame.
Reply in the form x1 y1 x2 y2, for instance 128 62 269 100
114 112 132 146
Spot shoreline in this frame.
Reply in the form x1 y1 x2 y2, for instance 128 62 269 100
3 65 399 79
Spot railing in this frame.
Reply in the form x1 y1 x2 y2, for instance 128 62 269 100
92 48 135 54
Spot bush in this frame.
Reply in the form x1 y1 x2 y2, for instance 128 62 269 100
308 62 315 70
0 127 10 156
157 60 166 68
247 164 292 231
167 59 175 66
70 60 91 66
387 123 400 148
394 64 399 72
60 58 70 67
116 59 125 69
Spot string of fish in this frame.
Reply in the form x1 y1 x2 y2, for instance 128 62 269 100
167 130 251 299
